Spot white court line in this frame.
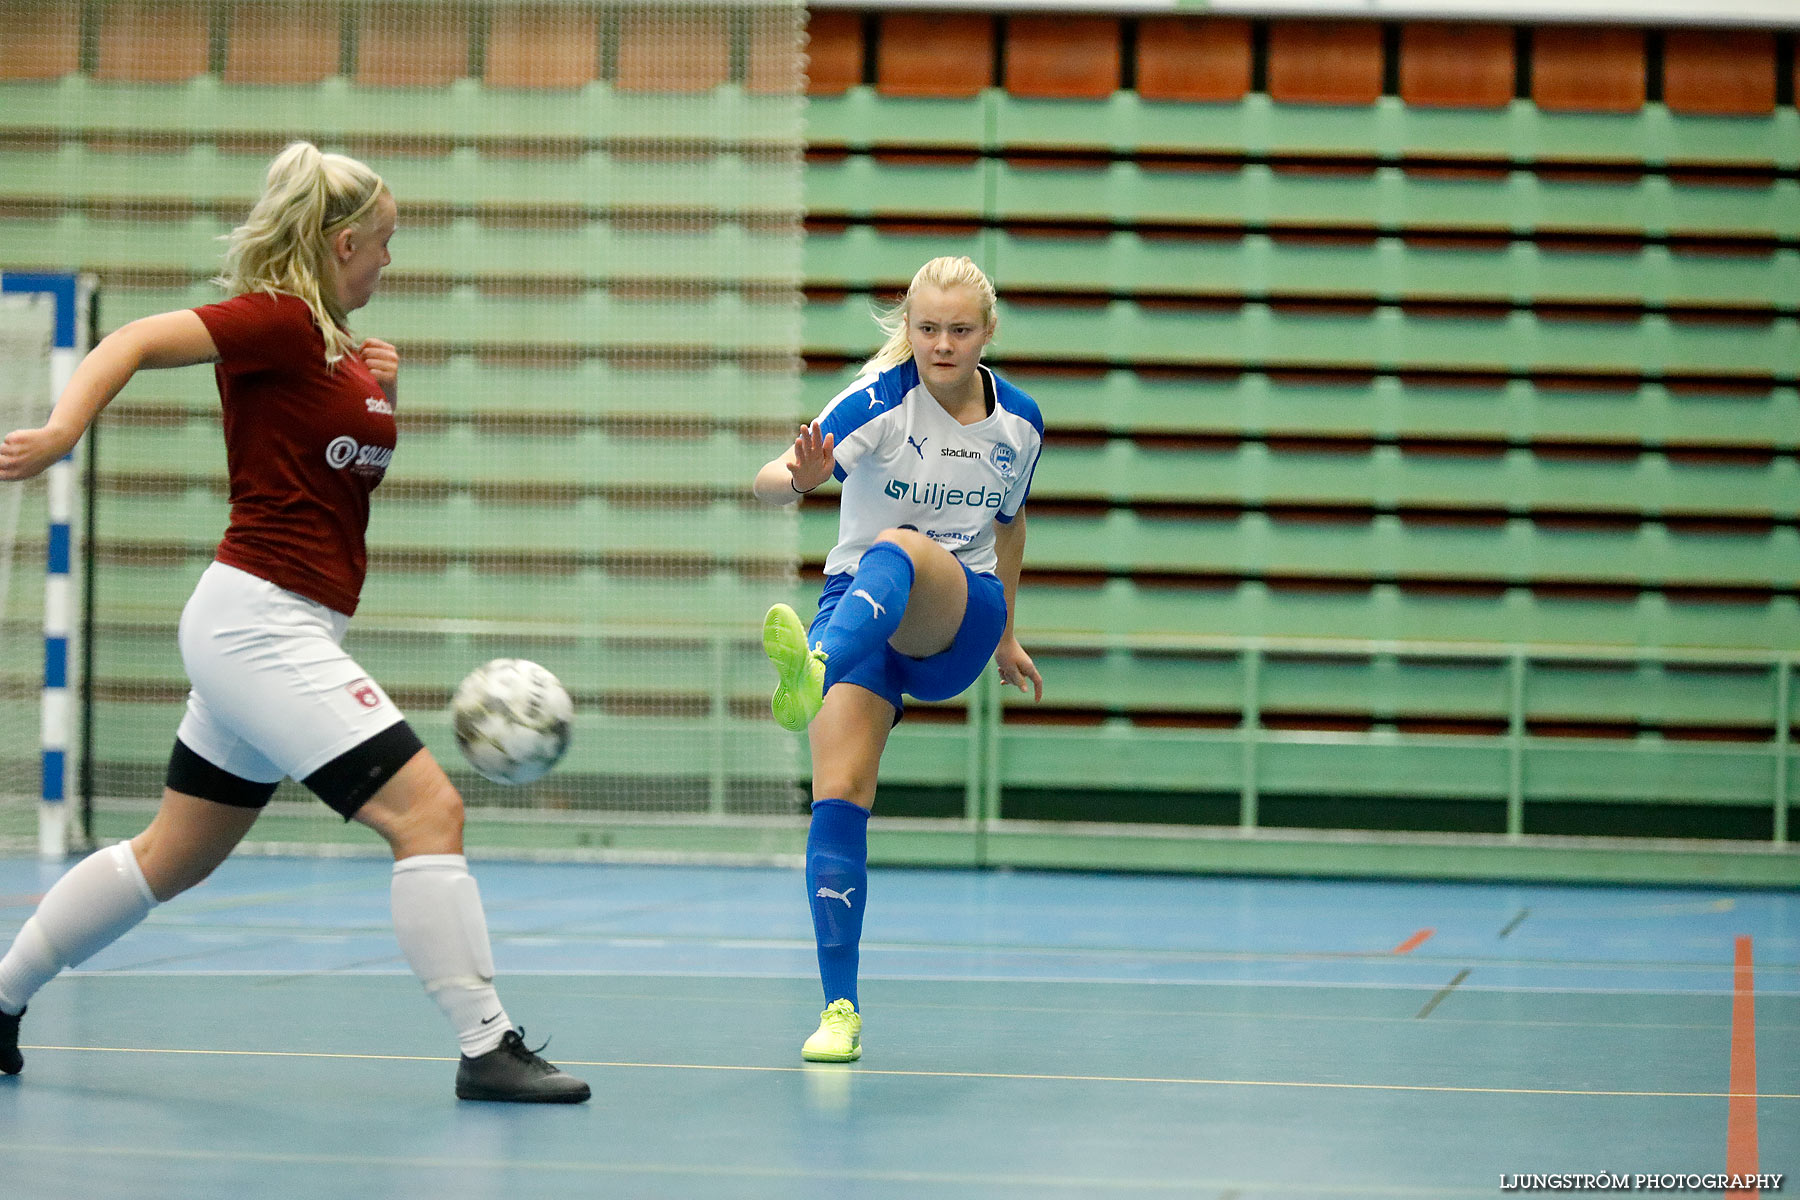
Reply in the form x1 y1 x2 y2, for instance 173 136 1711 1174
14 1042 1800 1100
53 965 1800 998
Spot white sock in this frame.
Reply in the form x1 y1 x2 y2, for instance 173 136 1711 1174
391 853 511 1057
0 842 158 1014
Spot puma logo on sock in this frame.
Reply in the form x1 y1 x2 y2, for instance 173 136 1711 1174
816 886 857 908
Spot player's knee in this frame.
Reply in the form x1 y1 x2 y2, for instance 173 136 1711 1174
813 773 877 808
359 765 465 855
410 774 466 842
873 528 928 558
131 835 221 901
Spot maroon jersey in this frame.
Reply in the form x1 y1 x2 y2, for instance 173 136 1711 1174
194 292 395 616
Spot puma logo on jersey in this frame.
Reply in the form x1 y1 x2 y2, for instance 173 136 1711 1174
816 886 857 908
907 436 928 458
865 387 883 410
852 589 885 618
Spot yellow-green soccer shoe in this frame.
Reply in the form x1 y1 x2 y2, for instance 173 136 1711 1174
801 998 862 1062
763 603 826 732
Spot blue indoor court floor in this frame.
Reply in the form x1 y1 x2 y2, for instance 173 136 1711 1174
1 851 1795 1198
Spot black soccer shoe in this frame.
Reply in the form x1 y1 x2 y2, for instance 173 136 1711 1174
0 1006 24 1075
454 1029 590 1103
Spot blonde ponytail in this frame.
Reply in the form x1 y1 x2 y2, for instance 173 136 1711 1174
214 141 387 366
858 255 998 376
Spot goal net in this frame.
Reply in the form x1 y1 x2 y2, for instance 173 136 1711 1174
0 293 53 846
0 0 808 856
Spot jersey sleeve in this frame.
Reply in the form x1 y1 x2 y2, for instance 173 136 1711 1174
816 363 912 481
193 293 314 375
993 377 1045 523
997 438 1040 523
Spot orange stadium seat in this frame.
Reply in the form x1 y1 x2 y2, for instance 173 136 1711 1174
96 0 208 82
1267 21 1384 106
1135 16 1251 103
804 9 862 95
615 6 729 93
0 0 81 79
485 4 598 90
1004 15 1120 100
224 3 340 86
1532 26 1645 113
1399 23 1514 109
1663 30 1776 116
745 6 804 95
876 12 992 99
355 2 469 87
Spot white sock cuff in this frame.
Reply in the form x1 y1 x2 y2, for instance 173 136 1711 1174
392 853 469 876
109 841 158 908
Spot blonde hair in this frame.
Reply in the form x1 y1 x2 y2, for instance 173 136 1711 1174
859 256 998 376
214 141 388 366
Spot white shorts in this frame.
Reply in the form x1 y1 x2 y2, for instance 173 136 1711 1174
175 561 406 785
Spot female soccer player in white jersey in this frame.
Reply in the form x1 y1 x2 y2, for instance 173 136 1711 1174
753 256 1045 1062
0 142 587 1103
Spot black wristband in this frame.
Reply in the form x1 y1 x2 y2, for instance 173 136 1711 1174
791 478 815 495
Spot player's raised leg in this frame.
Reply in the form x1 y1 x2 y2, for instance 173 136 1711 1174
764 528 969 733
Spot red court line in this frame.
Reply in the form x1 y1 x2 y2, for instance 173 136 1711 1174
1726 935 1759 1200
1391 928 1434 955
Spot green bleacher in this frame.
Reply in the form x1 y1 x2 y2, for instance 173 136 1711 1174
1 2 1794 881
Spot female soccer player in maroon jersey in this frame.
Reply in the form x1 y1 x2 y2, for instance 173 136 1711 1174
0 142 587 1103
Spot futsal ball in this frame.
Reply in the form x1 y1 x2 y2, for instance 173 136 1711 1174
450 658 574 785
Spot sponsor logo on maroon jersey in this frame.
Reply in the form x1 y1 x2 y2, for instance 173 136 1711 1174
325 435 393 476
344 678 383 709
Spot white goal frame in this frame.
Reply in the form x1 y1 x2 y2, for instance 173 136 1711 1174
0 271 92 860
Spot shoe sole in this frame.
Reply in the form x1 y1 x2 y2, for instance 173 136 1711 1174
801 1045 862 1063
456 1084 592 1103
763 604 820 732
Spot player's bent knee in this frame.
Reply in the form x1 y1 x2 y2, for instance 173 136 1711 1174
131 838 224 902
874 527 932 559
355 751 466 856
410 772 467 840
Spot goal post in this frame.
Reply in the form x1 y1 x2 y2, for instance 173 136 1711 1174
0 271 94 861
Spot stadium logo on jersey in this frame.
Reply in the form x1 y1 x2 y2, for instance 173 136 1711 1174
365 395 394 415
990 442 1017 478
344 678 383 709
325 435 393 475
883 477 1005 511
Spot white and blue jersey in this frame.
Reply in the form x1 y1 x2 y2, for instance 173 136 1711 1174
817 361 1044 578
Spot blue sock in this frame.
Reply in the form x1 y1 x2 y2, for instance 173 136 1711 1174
819 539 913 691
805 798 869 1009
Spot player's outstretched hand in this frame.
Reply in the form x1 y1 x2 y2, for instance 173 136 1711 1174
0 423 80 482
357 337 398 393
995 637 1043 702
788 420 836 493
